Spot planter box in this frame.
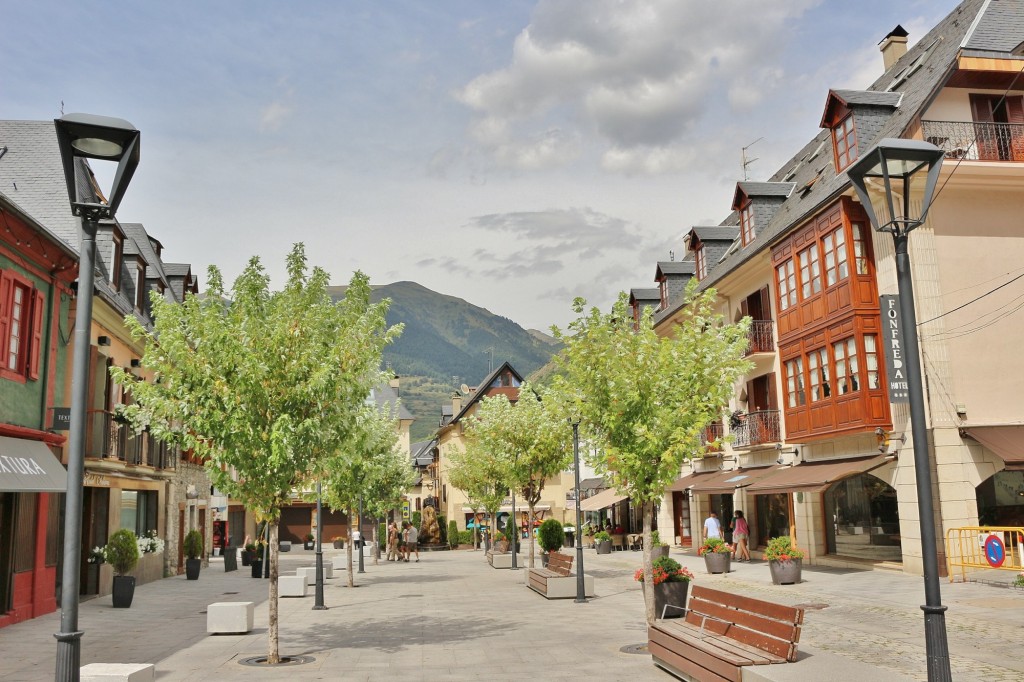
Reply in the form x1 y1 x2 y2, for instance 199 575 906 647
703 552 731 574
112 575 135 609
651 545 671 560
596 540 612 554
769 558 802 585
652 580 689 619
185 558 202 580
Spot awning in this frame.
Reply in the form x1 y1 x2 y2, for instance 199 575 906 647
964 426 1024 470
746 455 890 496
0 436 68 493
689 466 782 494
579 477 605 491
461 504 552 513
579 488 629 511
667 469 719 492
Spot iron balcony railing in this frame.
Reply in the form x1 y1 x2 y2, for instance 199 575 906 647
746 320 775 355
85 410 113 459
85 408 174 469
700 421 724 452
922 120 1024 162
730 410 781 448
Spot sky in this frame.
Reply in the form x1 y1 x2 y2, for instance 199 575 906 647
2 0 962 331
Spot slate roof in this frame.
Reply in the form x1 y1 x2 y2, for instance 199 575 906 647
962 0 1024 54
370 383 414 422
656 261 695 276
735 182 796 198
676 0 987 305
828 89 904 108
629 287 660 302
689 226 739 243
122 223 168 286
449 361 525 425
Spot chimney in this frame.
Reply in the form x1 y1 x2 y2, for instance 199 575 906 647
879 25 909 72
389 373 400 396
451 394 462 415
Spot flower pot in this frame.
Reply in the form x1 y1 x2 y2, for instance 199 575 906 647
333 540 344 549
185 558 202 580
651 545 670 560
111 575 135 608
251 559 264 578
304 541 315 550
769 558 802 585
596 540 612 554
223 548 238 572
652 580 689 619
240 550 252 567
703 552 731 574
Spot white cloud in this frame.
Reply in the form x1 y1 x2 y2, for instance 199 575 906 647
259 99 293 132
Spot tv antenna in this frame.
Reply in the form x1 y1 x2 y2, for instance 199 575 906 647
484 347 494 373
742 137 763 181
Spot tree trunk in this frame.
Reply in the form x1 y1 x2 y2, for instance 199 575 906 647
346 509 354 588
528 504 536 568
641 502 656 625
268 521 281 664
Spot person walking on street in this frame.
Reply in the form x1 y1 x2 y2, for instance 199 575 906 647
731 510 751 561
703 511 722 541
386 522 399 561
406 522 420 562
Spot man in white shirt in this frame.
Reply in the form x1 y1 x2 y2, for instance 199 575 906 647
703 512 722 541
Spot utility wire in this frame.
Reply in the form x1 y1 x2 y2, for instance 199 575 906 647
917 271 1024 326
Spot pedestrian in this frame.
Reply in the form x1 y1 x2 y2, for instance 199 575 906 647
401 522 412 561
703 511 722 541
732 510 751 562
386 522 399 561
406 522 420 562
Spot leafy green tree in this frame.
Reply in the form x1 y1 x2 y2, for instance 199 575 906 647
464 383 572 568
320 401 414 585
447 437 508 552
112 244 399 664
550 283 750 624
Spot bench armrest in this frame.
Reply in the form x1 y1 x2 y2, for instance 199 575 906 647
661 604 688 619
698 612 730 639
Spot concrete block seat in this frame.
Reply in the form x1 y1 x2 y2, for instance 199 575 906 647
331 554 346 571
279 574 307 597
297 564 333 583
80 663 155 682
207 601 255 634
486 551 523 569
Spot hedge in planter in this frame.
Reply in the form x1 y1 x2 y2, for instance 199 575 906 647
184 529 204 580
106 528 140 608
538 519 563 566
448 520 459 549
594 530 612 554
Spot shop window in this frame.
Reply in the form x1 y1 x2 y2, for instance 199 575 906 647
976 470 1024 526
798 245 822 298
785 357 806 407
825 473 901 561
120 489 158 536
754 493 791 546
776 259 796 311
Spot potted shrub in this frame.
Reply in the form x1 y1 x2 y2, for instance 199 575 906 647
764 536 804 585
303 533 315 550
250 542 266 578
503 519 521 554
448 520 459 549
106 528 139 608
594 530 612 554
698 537 731 574
650 530 670 559
635 555 694 619
331 536 345 550
184 529 203 580
538 519 564 566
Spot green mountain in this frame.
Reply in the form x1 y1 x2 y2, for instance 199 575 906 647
327 281 560 441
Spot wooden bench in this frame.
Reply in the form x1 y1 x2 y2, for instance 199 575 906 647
527 552 594 599
648 585 804 682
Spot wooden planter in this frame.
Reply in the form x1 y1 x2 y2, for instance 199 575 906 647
769 558 802 585
703 552 731 574
652 580 689 619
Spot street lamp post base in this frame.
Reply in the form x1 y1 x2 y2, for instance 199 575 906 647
54 629 84 682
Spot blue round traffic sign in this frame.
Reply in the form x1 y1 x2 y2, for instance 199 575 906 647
984 534 1006 568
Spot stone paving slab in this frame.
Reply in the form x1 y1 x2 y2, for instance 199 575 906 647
2 545 1024 681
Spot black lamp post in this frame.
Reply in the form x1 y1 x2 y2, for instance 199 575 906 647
510 488 518 570
53 113 140 682
570 417 587 603
357 496 365 574
847 138 950 682
313 481 326 610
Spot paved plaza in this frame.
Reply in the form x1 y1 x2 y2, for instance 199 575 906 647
2 545 1023 681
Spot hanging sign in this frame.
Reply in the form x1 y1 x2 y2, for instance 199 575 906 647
880 295 909 403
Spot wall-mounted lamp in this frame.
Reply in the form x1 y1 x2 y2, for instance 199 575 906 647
97 335 111 346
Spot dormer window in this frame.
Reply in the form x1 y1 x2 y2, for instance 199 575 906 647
695 246 707 280
659 278 669 309
135 262 146 310
739 200 755 245
833 114 858 171
111 233 123 290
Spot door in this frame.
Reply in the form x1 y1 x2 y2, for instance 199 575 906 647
970 94 1024 161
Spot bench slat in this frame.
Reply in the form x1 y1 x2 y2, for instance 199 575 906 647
650 627 743 682
546 552 574 577
687 595 802 642
656 621 786 665
691 585 805 625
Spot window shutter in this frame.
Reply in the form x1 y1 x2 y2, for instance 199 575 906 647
0 272 11 369
1006 96 1024 161
28 288 45 380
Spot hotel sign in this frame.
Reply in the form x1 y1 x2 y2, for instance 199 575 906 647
880 295 909 403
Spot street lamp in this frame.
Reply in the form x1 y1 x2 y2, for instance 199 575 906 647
313 481 326 610
53 113 140 682
847 138 950 682
570 416 587 603
357 496 365 574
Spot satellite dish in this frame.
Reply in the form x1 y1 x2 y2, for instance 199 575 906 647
460 384 470 395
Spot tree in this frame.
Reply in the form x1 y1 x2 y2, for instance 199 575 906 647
112 244 399 664
550 283 750 624
447 438 508 552
464 383 572 568
319 400 414 585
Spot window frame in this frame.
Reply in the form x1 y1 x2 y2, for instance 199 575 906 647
695 245 707 280
0 270 44 383
822 227 850 288
785 357 806 407
776 259 797 311
740 200 755 246
833 114 858 171
798 244 822 299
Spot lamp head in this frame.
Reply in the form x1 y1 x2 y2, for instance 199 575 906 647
54 113 140 220
847 138 944 237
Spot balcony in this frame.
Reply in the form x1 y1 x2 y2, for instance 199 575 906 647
730 410 781 448
84 409 175 469
745 320 775 355
700 421 724 453
922 120 1024 162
